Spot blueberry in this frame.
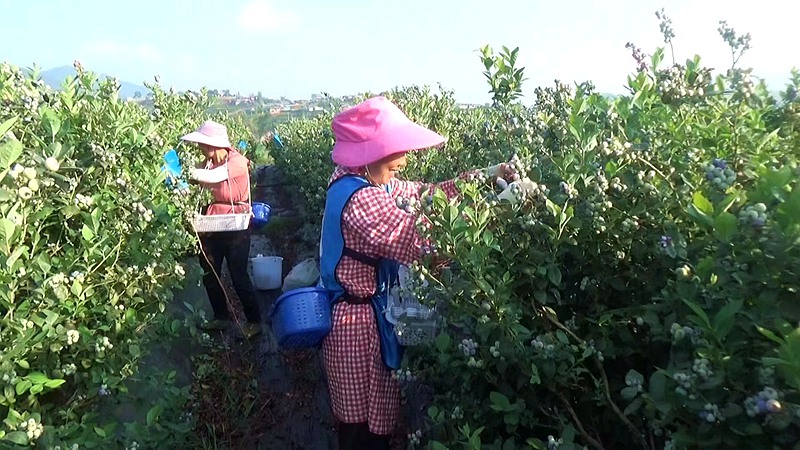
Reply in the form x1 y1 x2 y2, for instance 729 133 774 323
766 399 782 413
757 399 768 414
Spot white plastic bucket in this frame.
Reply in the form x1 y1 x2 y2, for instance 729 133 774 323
251 255 283 290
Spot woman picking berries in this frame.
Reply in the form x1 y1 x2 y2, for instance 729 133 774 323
181 120 261 339
318 96 515 449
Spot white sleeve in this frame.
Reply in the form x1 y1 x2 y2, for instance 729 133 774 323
191 165 229 183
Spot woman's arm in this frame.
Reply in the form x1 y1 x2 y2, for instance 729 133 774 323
390 170 481 201
190 165 229 184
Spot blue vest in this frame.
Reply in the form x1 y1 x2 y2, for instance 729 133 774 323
319 174 405 370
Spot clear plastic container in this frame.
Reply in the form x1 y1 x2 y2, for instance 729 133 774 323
385 266 439 346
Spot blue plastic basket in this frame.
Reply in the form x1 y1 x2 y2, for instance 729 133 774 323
251 202 271 227
270 287 332 348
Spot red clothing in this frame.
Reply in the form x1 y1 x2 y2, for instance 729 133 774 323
321 166 470 435
200 149 251 215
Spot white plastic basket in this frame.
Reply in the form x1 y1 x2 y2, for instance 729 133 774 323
192 212 252 232
385 266 439 346
191 156 253 233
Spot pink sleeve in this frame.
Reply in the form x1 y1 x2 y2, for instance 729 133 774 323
389 170 481 200
343 186 427 266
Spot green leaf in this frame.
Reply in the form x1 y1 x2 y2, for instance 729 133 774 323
81 224 95 241
529 363 540 385
526 438 547 450
562 424 576 443
687 204 714 228
61 205 80 217
146 404 163 426
435 332 451 354
71 279 83 297
718 192 738 213
0 218 17 248
36 252 51 273
546 265 562 286
24 372 49 384
649 371 667 402
5 246 25 271
15 380 32 395
42 108 62 140
0 140 23 170
621 386 640 400
692 191 714 215
489 391 511 411
94 426 106 438
0 117 18 137
2 431 28 445
16 360 29 370
756 326 785 345
712 300 742 340
714 212 738 242
428 405 440 420
29 384 43 395
623 396 644 415
730 422 763 436
681 298 711 328
44 379 65 389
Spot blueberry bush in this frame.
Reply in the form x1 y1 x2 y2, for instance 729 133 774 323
271 15 800 450
0 61 255 447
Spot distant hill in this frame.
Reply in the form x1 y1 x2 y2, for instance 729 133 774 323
37 66 150 99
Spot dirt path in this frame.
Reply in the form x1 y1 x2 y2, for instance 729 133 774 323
197 164 335 449
248 165 337 450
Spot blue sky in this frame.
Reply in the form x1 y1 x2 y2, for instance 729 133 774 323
1 0 796 104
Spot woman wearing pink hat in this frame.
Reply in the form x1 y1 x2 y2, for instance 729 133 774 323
182 120 261 339
318 96 513 449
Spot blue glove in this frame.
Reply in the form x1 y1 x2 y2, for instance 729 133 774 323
273 133 284 149
162 149 183 188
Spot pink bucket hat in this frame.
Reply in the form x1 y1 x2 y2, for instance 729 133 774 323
331 96 445 167
180 120 232 148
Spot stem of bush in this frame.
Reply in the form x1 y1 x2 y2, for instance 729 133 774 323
556 392 604 449
542 309 651 450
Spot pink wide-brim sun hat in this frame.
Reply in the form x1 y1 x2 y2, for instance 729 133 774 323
180 120 232 148
331 96 446 167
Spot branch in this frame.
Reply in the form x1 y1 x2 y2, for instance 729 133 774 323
557 392 605 450
542 309 651 450
596 359 650 449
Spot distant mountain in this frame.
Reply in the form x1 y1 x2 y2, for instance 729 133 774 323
37 66 150 99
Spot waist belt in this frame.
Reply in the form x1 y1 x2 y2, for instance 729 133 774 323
340 247 380 305
342 294 371 305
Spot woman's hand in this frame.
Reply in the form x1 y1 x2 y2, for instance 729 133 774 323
486 162 520 182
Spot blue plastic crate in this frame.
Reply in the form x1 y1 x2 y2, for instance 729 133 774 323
270 287 331 348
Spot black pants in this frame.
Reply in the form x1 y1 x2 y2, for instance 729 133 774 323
198 229 260 324
337 422 390 450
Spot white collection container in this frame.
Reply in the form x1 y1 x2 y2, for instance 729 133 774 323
251 254 283 290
